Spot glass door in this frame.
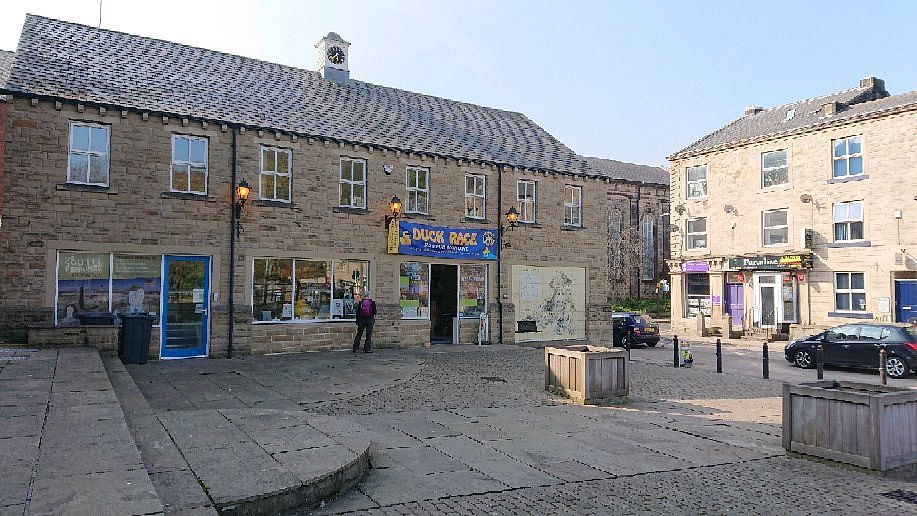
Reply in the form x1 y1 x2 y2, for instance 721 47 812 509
161 256 210 359
755 274 779 328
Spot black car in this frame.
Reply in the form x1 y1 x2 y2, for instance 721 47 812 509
612 312 660 348
784 323 917 379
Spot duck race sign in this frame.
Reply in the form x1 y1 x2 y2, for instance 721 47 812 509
387 221 498 260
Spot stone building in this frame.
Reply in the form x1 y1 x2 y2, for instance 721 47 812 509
667 77 917 339
0 15 667 357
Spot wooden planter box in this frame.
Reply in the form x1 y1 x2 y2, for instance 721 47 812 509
545 345 628 404
783 380 917 471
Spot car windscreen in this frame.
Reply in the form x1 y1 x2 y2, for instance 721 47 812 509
906 327 917 340
634 316 651 325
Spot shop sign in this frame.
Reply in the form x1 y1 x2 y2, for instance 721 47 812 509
682 261 709 273
389 221 498 260
728 254 812 270
59 253 109 280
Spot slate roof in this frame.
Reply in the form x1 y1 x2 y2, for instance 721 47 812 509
670 80 917 159
2 15 585 174
580 156 668 185
0 49 13 87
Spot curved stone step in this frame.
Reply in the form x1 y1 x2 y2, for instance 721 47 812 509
158 409 370 515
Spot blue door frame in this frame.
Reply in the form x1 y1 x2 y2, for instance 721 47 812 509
161 255 210 359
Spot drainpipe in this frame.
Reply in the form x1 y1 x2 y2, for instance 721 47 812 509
228 126 237 359
496 164 504 345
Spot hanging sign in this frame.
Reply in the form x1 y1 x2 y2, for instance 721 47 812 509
393 221 498 260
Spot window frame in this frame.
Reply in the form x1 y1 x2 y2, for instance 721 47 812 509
832 135 864 179
761 149 789 188
834 272 867 312
251 257 369 322
338 157 367 209
67 121 111 187
170 134 209 195
685 217 707 251
464 174 486 219
685 165 708 199
517 180 536 223
406 166 430 214
762 208 789 247
833 200 864 242
259 146 293 202
563 185 582 227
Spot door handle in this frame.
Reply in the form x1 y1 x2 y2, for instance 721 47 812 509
202 308 208 316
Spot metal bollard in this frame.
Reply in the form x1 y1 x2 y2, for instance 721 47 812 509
879 347 887 385
816 344 824 380
624 333 631 362
673 336 680 368
716 338 722 373
762 341 769 380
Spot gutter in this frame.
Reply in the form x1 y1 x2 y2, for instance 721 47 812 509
228 126 237 359
496 163 505 345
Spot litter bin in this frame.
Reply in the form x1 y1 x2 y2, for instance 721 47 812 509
78 311 115 325
119 314 154 365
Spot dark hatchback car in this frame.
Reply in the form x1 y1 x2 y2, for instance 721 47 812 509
612 312 660 348
784 323 917 379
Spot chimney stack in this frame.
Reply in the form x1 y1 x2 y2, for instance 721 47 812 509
744 106 763 116
821 102 840 116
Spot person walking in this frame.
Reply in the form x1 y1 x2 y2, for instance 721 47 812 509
353 293 377 353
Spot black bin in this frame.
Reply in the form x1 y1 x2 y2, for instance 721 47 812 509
78 311 115 325
119 314 154 365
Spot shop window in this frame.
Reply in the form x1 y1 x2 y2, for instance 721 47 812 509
400 262 430 319
761 150 788 188
686 165 707 199
832 136 863 178
260 146 292 202
171 135 208 194
685 273 711 317
564 185 582 227
56 252 162 324
406 166 429 214
464 174 485 219
835 272 866 312
339 157 366 208
685 217 707 250
458 264 487 318
762 209 789 246
252 258 369 322
517 180 536 223
833 201 864 241
68 122 110 186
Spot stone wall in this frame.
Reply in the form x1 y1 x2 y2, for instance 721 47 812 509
1 95 668 354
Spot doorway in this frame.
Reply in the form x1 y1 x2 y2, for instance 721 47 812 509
895 280 917 323
161 255 210 359
430 264 458 344
725 282 744 328
754 274 779 328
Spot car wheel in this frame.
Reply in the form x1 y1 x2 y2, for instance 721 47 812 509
621 333 633 349
646 341 657 348
794 349 814 369
886 356 911 379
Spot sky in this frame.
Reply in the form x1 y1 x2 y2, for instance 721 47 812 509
3 0 917 168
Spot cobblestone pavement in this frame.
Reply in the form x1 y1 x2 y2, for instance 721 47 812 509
128 346 916 515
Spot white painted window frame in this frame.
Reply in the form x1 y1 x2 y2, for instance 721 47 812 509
685 165 707 199
338 157 367 209
761 149 789 188
685 216 707 250
170 134 209 194
464 174 486 219
564 185 582 227
259 146 292 202
67 121 110 186
762 208 789 246
517 180 536 223
832 135 864 178
406 166 429 214
833 200 864 242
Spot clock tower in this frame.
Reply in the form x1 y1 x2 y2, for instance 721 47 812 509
315 32 351 84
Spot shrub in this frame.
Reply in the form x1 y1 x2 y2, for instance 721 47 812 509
611 297 670 314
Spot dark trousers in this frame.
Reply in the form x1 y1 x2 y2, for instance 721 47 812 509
353 318 374 352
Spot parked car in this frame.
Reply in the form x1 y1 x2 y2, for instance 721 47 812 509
612 312 660 348
784 323 917 379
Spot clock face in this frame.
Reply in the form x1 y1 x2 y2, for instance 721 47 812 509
327 46 346 65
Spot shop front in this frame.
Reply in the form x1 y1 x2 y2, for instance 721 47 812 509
390 221 495 344
727 254 813 333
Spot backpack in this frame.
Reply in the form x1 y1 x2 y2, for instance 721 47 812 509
358 298 373 318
